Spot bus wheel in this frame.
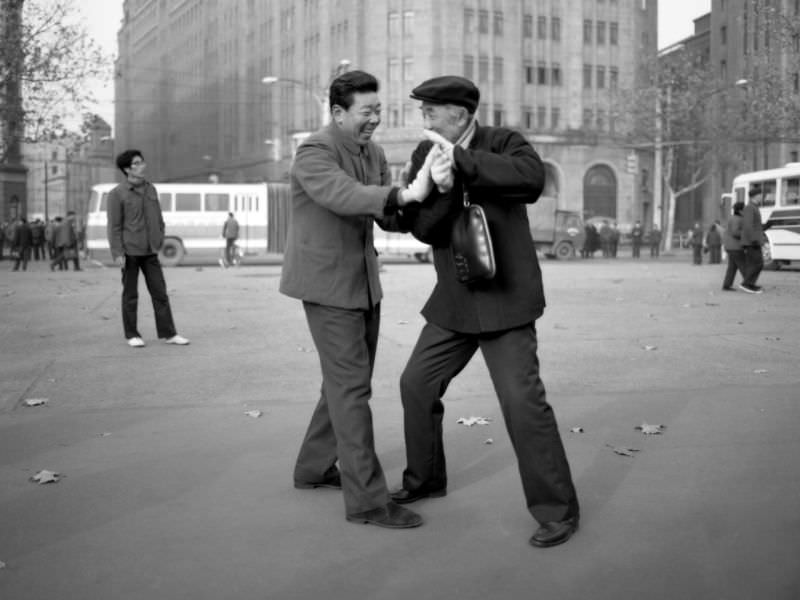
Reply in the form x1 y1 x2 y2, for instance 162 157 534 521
554 241 574 260
761 242 779 270
159 238 185 267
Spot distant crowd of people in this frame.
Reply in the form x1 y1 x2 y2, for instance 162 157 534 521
0 212 85 272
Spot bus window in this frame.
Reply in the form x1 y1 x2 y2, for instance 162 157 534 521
762 180 776 206
205 193 229 211
735 188 746 205
159 193 172 212
782 177 800 205
175 193 202 211
100 192 109 212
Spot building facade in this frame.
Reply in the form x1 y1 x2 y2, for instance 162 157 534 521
664 0 800 233
21 117 117 223
115 0 658 229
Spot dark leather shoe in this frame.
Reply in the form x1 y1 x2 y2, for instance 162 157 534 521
346 502 423 529
529 517 579 548
389 487 446 505
294 471 342 490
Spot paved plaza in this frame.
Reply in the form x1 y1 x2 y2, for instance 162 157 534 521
1 255 799 600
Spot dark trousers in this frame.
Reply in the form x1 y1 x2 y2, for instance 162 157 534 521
296 301 390 515
12 247 30 270
121 254 177 339
692 245 703 265
399 321 579 525
632 242 641 258
742 246 764 287
650 244 660 257
722 249 746 288
224 238 236 265
709 245 722 264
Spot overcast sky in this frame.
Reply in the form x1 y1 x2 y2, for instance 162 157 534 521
77 0 713 129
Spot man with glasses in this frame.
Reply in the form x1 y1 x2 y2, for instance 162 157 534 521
107 150 190 347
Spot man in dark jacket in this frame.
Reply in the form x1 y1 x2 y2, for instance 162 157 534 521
739 188 765 293
11 217 32 271
107 149 190 347
390 76 579 548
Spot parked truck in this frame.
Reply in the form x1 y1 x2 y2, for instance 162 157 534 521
526 196 585 259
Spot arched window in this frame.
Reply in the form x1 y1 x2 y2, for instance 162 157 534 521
583 165 617 218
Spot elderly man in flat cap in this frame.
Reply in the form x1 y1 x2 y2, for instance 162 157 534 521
390 75 580 548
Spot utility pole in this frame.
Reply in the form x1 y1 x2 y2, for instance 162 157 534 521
44 160 49 222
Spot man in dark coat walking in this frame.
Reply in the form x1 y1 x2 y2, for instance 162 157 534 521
11 217 32 271
390 76 579 548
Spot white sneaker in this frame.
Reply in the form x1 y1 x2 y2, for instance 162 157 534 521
127 337 146 348
165 334 190 345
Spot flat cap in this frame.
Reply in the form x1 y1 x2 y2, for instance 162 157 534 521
410 76 480 113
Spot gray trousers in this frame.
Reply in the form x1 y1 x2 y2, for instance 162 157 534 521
295 301 390 515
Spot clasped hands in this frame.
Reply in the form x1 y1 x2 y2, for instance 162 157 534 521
400 129 456 205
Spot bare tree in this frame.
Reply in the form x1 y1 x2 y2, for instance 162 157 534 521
0 0 110 163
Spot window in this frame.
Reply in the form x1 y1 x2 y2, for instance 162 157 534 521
720 59 727 79
538 62 547 85
523 14 533 38
597 109 606 132
464 8 475 33
175 193 202 211
597 21 606 45
551 64 562 86
720 25 727 45
403 10 414 35
525 64 534 84
388 12 399 37
751 180 777 206
159 193 172 212
478 9 488 33
794 72 799 93
583 20 592 44
493 107 503 126
551 17 561 41
583 109 593 128
493 57 503 83
597 66 606 88
464 55 474 80
610 22 618 45
403 58 414 81
583 64 592 88
537 106 547 129
792 151 799 162
205 193 229 211
523 107 533 129
537 16 547 39
610 67 619 90
494 11 503 35
551 107 560 129
479 56 489 81
388 58 399 81
782 177 800 205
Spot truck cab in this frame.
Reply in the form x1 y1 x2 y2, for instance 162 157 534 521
526 196 585 259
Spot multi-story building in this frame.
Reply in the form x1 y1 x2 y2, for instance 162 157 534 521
663 0 800 232
22 117 117 223
115 0 658 231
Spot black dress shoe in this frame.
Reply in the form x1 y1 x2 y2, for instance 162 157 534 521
389 487 447 505
346 501 423 529
529 517 579 548
294 471 342 490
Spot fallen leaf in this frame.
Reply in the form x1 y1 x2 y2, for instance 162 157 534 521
456 416 492 426
30 470 60 484
100 432 112 437
606 444 640 457
635 423 666 435
244 410 262 418
642 345 657 351
753 369 768 374
570 427 584 433
484 438 493 445
23 398 48 407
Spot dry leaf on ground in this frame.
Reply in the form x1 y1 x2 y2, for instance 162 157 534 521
635 423 666 435
23 398 48 407
244 410 262 418
456 416 492 426
606 444 640 457
30 470 60 484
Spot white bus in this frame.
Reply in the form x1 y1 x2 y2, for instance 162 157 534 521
85 182 431 266
85 182 281 266
726 163 800 269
